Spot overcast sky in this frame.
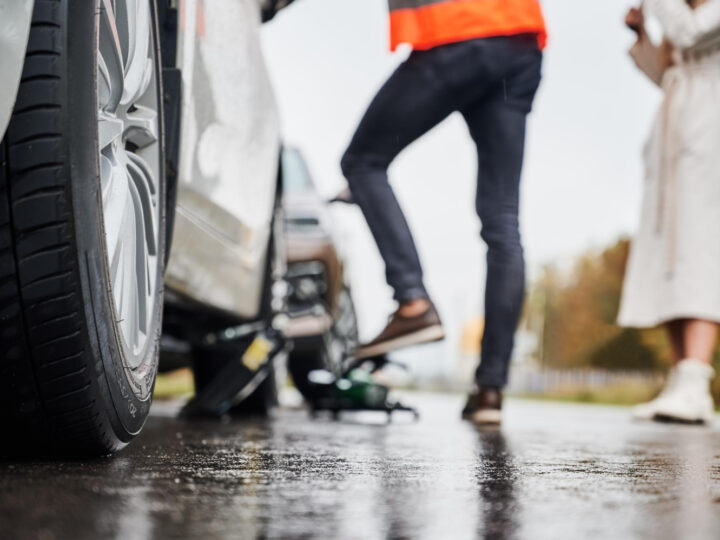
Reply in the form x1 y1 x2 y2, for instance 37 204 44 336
260 0 660 369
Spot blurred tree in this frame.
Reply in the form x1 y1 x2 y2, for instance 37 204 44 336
588 329 657 370
525 237 720 403
528 238 670 372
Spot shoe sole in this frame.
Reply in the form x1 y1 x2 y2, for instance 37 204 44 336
653 413 712 425
468 409 502 425
355 325 445 359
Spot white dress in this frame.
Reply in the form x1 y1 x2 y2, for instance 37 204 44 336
619 0 720 327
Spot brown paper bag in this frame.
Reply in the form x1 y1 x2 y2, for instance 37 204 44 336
630 37 674 86
630 0 706 84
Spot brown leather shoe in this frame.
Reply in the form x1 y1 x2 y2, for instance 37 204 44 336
462 386 503 425
355 303 445 359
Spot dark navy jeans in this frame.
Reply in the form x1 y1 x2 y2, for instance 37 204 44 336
341 35 542 388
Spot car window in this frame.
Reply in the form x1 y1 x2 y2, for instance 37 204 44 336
282 148 315 193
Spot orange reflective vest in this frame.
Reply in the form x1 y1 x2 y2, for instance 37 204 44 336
388 0 547 51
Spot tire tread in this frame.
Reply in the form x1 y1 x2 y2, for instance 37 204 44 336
0 0 115 456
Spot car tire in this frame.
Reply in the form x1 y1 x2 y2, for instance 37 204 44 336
0 0 165 457
288 287 359 402
287 349 325 401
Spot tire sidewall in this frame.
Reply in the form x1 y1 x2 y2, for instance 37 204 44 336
67 0 165 439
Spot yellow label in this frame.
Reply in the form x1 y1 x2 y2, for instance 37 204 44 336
242 336 273 372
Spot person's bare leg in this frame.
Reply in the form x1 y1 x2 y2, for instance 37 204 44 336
666 319 685 364
682 319 719 364
398 298 431 317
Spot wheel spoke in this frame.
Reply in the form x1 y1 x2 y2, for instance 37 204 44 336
98 112 124 151
113 210 130 317
119 222 139 349
98 0 125 112
127 153 157 256
128 179 149 333
114 0 131 66
97 53 113 112
104 159 132 282
100 153 114 200
122 0 151 105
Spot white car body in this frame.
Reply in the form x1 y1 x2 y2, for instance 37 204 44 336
0 0 282 321
166 0 281 319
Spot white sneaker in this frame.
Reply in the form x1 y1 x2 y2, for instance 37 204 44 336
632 359 715 424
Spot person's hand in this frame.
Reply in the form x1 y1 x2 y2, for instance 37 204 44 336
625 7 645 36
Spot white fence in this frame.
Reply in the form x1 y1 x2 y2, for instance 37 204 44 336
506 367 664 395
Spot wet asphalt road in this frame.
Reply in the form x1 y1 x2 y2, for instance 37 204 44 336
1 394 720 540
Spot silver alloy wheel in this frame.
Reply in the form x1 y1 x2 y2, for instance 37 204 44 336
97 0 161 373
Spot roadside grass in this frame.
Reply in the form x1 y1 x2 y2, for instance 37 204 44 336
153 369 713 410
151 373 720 412
510 380 663 407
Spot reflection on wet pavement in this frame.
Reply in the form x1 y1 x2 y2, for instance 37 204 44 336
1 394 720 540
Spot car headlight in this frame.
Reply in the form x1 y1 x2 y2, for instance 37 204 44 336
287 261 328 314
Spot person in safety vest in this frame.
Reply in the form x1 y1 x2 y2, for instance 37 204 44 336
341 0 547 425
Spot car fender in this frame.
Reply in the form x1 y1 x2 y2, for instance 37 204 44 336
0 0 34 138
